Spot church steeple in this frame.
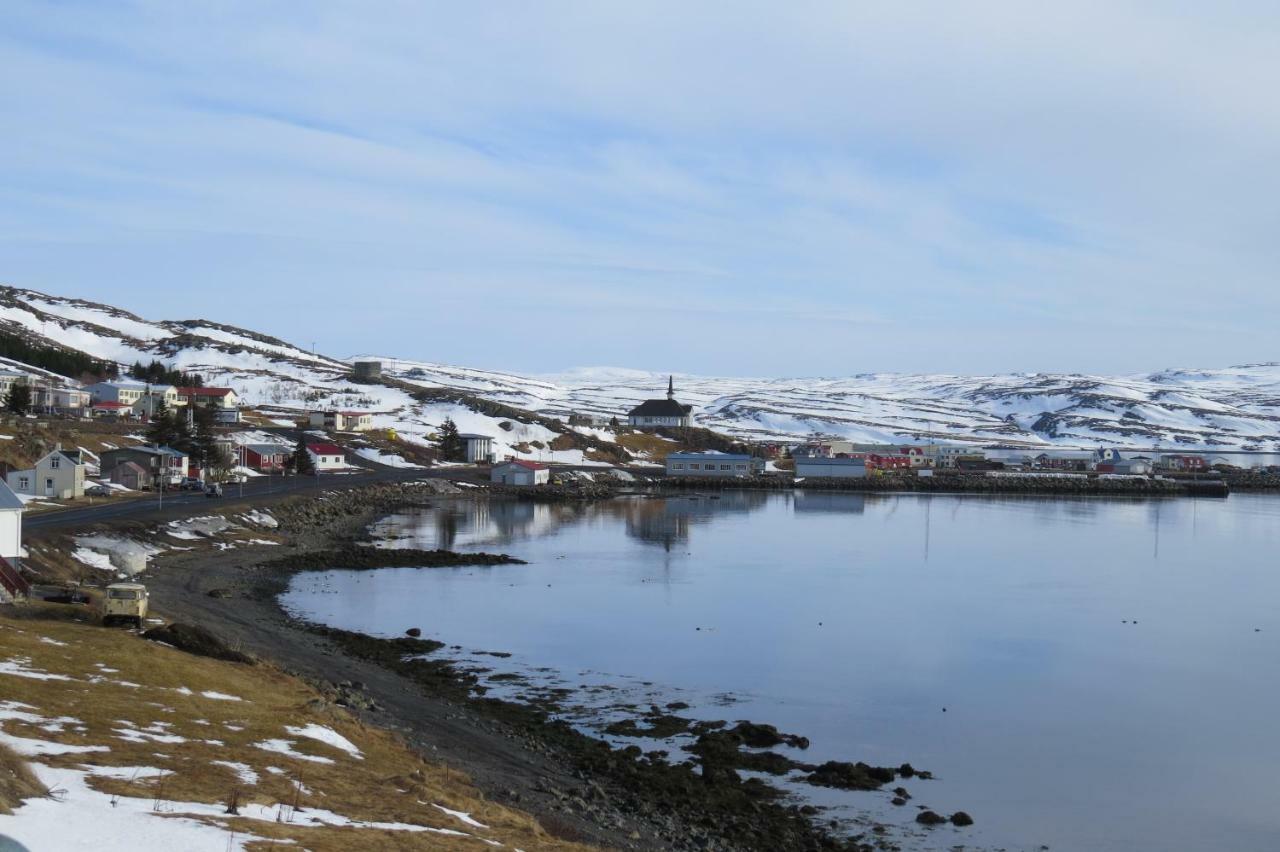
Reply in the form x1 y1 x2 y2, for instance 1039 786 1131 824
667 375 674 400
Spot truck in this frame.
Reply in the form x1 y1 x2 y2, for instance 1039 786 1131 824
102 582 149 628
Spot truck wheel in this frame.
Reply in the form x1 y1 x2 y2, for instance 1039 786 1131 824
102 616 114 628
133 617 143 630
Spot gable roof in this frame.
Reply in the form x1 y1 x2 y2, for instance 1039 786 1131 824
496 460 548 471
306 442 344 455
242 443 288 456
0 480 23 511
627 399 692 417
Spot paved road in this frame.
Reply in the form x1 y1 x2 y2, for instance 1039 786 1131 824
24 463 477 532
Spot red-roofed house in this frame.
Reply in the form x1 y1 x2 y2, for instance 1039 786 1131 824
305 442 347 471
490 459 550 486
176 387 239 408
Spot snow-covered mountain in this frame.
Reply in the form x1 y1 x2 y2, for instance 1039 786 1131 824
2 285 1278 452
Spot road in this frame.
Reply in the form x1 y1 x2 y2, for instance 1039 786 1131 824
24 462 475 532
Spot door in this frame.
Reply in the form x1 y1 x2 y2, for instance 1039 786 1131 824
44 478 54 497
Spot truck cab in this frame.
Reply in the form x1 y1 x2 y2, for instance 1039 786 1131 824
102 582 149 628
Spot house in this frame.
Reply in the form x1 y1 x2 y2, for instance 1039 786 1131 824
108 461 151 491
0 481 27 603
490 460 550 486
0 371 29 405
794 456 868 478
1160 454 1209 473
458 434 495 463
865 453 912 471
627 377 693 428
86 381 177 408
934 446 985 468
6 444 87 499
664 452 764 477
308 411 375 432
899 447 933 467
90 401 134 420
240 443 289 472
99 446 189 487
35 387 91 414
305 442 347 471
176 387 239 409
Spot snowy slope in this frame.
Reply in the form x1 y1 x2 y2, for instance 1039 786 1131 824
2 285 1278 451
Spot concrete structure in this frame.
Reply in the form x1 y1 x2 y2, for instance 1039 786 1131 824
6 445 87 499
240 444 289 472
627 377 693 428
491 460 550 486
309 410 375 432
665 452 763 477
305 442 347 470
458 433 495 463
352 361 383 381
794 456 868 478
0 481 26 603
100 446 189 487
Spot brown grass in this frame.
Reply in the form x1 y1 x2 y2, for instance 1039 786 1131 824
0 605 599 851
0 744 44 814
614 431 680 461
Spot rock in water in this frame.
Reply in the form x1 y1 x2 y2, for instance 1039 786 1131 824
916 810 947 826
951 811 975 826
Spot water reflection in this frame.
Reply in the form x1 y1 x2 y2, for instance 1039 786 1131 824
289 492 1280 852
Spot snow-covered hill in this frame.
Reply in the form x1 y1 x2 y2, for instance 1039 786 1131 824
2 285 1278 451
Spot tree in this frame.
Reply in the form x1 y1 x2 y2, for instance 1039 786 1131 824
146 401 191 449
293 437 315 475
6 384 32 415
191 404 230 476
437 417 464 462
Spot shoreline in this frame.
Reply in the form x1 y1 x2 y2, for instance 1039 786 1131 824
137 484 919 852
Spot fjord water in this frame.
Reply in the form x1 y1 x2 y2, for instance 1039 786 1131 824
281 493 1280 851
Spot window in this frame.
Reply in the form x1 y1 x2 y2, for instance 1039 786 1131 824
735 464 746 471
18 477 28 489
671 463 684 470
689 463 700 470
50 456 60 469
108 589 139 600
720 464 731 470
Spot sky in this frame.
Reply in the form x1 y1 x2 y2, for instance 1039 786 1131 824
2 2 1278 377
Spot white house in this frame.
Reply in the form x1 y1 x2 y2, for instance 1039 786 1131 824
490 460 550 486
627 377 693 428
665 452 764 477
305 442 347 471
308 411 375 432
0 371 27 401
6 444 87 499
86 381 177 409
36 387 91 414
0 481 25 603
458 433 495 463
794 456 868 478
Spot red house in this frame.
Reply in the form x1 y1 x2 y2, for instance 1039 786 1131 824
1162 455 1208 472
240 443 289 472
865 453 912 471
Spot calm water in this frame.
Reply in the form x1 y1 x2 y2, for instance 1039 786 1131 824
280 492 1280 851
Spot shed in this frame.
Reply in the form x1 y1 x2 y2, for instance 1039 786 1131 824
490 460 550 486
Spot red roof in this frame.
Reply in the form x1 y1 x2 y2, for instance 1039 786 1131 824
180 387 233 397
338 411 369 417
306 443 344 455
502 460 549 471
92 401 131 409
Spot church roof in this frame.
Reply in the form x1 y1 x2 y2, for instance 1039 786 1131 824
628 399 692 417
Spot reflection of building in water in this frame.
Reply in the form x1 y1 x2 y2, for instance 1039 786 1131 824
608 492 773 551
792 492 867 514
372 500 562 549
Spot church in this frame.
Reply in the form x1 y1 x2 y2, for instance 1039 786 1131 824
627 376 694 428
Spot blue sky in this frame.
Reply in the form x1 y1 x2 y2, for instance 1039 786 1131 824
2 2 1278 376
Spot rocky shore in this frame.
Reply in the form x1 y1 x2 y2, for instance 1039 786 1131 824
660 471 1226 496
133 482 943 852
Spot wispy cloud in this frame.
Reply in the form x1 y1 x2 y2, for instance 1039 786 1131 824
1 1 1278 375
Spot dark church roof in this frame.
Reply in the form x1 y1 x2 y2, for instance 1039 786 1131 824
628 399 693 417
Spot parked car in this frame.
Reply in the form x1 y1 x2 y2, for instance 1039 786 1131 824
205 483 224 498
85 485 113 497
102 582 148 629
179 478 205 491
